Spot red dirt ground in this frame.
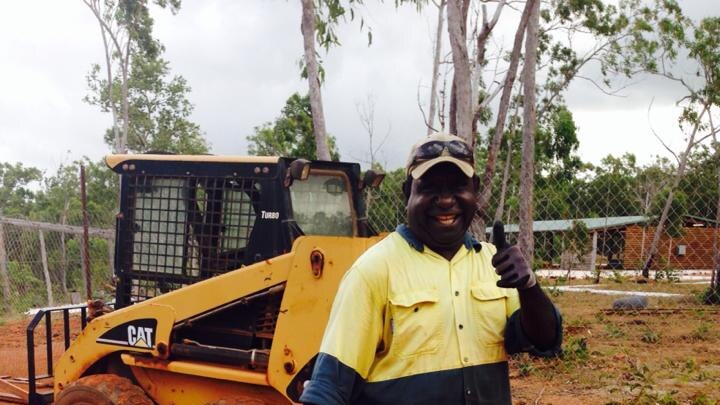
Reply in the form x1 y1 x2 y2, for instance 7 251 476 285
0 314 82 404
0 281 718 404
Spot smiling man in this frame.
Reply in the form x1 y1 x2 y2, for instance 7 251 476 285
300 133 562 405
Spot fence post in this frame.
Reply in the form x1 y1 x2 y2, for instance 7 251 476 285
80 165 92 300
38 229 54 306
108 238 115 278
0 218 11 311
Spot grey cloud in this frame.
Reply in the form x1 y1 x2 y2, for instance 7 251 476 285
0 0 716 174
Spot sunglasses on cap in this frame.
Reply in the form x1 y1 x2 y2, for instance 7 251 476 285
413 140 474 163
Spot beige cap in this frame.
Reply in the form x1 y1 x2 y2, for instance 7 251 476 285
406 133 475 179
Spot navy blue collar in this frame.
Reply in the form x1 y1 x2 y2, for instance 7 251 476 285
395 224 482 253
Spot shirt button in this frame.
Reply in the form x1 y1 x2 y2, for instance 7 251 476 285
463 356 469 362
458 324 463 330
454 291 459 296
466 389 472 395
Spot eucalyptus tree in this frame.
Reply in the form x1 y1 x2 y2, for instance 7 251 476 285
248 93 340 161
614 2 720 277
300 0 331 161
83 0 207 154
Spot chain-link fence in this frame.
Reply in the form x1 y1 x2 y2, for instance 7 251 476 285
0 153 718 402
0 216 116 314
366 158 720 291
2 156 719 312
363 156 720 402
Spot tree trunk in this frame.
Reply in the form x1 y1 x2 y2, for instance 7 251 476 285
100 15 121 153
710 133 720 297
81 165 92 300
0 217 10 311
642 107 707 278
449 77 458 135
505 185 516 225
475 0 534 226
446 0 472 144
439 66 449 132
120 39 131 154
518 0 540 265
83 0 130 153
300 0 331 161
108 238 115 279
475 2 505 68
712 161 720 296
471 1 505 131
39 230 54 307
427 0 446 135
493 137 514 223
60 197 69 295
590 231 599 283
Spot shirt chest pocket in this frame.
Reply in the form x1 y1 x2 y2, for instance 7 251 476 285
470 283 509 346
388 289 441 358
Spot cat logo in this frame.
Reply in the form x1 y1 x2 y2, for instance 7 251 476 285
97 318 157 349
127 325 154 348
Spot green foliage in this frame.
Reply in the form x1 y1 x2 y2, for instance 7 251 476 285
86 54 208 154
7 261 45 311
537 0 641 110
0 162 42 218
84 0 208 154
641 328 660 344
566 220 591 262
654 267 679 282
700 286 720 305
33 158 118 227
680 146 719 219
366 168 406 232
689 322 710 341
690 393 714 405
604 322 625 338
313 0 377 50
537 106 582 181
650 189 688 238
247 93 340 160
516 356 535 376
561 336 589 364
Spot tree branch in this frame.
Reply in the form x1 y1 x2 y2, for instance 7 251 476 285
647 97 680 163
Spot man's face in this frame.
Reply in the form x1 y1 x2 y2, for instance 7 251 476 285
406 163 477 254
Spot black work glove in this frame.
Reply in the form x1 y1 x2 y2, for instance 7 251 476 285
491 220 536 290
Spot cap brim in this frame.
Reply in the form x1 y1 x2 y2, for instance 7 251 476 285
410 156 475 179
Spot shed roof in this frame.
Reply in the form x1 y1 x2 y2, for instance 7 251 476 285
487 216 649 234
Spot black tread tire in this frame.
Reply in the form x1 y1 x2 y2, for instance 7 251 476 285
204 398 267 405
55 374 153 405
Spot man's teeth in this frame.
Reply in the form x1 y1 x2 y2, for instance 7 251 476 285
436 215 456 224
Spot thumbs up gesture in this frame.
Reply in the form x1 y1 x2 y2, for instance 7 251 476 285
491 221 536 290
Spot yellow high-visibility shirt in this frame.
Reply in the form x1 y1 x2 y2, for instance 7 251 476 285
300 223 566 405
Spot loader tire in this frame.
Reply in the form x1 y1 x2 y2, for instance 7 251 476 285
55 374 153 405
204 398 267 405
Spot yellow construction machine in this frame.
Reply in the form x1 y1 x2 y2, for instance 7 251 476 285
24 154 386 404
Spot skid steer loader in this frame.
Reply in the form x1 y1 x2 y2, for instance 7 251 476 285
24 154 387 405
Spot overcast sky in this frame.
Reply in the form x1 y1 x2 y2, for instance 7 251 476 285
0 1 717 177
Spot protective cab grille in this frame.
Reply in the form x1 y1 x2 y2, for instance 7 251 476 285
122 174 260 302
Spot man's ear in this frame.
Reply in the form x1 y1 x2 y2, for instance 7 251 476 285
472 175 480 192
402 176 412 203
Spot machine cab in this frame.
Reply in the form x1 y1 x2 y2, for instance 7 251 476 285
106 155 382 308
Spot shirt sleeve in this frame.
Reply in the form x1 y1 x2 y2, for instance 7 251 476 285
300 353 365 405
504 306 563 358
300 265 386 404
